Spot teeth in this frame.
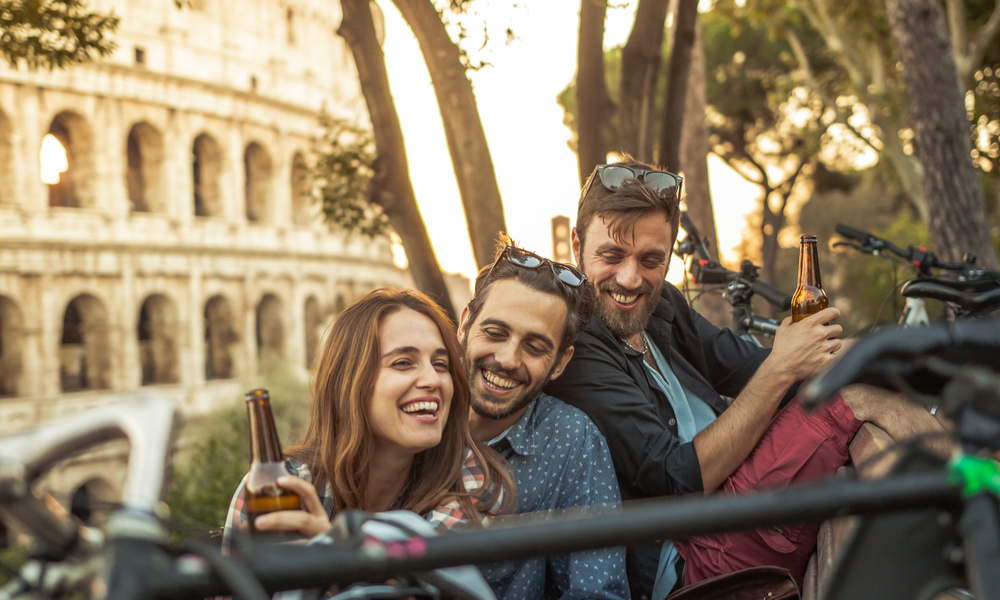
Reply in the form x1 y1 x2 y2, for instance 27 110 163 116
611 292 639 305
401 401 438 414
483 370 519 390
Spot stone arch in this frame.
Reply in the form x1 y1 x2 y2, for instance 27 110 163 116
334 294 347 315
192 133 223 217
0 108 14 206
256 293 284 365
70 477 115 525
138 294 179 385
204 294 238 380
46 111 97 209
244 142 273 223
304 295 322 368
59 294 112 392
291 151 311 226
126 122 166 213
0 296 24 397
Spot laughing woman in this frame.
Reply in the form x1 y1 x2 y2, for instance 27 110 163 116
222 288 514 546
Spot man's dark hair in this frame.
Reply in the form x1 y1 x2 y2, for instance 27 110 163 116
465 234 596 354
575 153 682 254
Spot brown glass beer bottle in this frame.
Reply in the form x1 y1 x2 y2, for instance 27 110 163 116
244 388 301 534
791 235 829 323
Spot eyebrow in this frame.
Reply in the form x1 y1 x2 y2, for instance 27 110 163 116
480 318 555 351
381 346 449 359
594 241 667 261
593 242 624 254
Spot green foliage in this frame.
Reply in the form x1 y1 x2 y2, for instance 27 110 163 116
0 0 119 71
166 361 311 537
311 115 391 239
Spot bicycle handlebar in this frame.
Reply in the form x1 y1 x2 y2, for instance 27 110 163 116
752 280 793 313
835 223 970 272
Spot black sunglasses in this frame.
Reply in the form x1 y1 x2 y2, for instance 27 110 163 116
487 247 588 288
582 164 683 201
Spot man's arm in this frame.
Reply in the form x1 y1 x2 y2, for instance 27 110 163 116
549 419 630 600
693 308 844 493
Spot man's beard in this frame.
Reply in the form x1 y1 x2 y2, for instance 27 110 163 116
463 336 554 421
595 279 663 339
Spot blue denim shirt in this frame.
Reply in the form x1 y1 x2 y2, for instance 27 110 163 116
479 393 630 600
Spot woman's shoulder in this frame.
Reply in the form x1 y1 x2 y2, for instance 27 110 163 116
426 448 497 531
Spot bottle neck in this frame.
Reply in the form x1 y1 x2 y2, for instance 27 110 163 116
247 397 284 464
798 240 822 288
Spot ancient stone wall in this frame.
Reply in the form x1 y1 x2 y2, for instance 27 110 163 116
0 0 405 517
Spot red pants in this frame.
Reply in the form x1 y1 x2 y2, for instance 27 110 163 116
675 395 864 588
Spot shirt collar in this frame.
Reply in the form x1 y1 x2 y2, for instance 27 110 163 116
488 395 541 457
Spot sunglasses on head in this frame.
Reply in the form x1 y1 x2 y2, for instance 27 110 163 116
487 246 588 288
582 164 683 201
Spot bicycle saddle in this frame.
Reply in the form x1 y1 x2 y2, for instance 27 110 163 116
901 277 1000 315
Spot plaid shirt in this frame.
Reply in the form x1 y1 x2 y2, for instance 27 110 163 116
222 448 487 551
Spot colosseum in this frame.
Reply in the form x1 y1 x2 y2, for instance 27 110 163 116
0 0 410 510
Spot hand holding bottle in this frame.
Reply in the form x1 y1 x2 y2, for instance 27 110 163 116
251 476 332 539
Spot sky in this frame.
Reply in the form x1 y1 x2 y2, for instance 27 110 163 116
379 1 762 283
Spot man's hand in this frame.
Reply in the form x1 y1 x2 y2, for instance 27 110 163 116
252 476 332 538
765 307 843 383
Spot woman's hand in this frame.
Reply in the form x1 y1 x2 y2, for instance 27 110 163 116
252 476 332 539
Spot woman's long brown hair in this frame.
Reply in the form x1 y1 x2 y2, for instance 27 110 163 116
288 288 515 520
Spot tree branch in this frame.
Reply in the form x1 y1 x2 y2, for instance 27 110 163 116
967 0 1000 87
785 29 881 154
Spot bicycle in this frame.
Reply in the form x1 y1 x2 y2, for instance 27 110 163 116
674 213 792 346
0 320 998 600
834 223 1000 326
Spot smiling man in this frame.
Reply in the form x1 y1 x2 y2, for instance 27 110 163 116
458 239 629 600
545 156 944 600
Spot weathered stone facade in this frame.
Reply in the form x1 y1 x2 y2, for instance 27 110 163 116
0 0 405 514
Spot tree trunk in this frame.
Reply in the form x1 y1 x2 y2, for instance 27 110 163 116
576 0 615 185
389 0 508 270
619 0 670 162
658 0 698 171
885 0 998 269
338 0 457 318
678 21 728 329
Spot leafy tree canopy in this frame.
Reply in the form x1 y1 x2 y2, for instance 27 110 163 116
0 0 119 70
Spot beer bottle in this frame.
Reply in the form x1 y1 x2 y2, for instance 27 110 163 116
244 388 301 534
791 235 829 323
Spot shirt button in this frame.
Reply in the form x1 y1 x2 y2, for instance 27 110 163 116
668 418 676 426
641 595 649 600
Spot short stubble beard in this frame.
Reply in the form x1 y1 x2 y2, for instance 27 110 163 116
463 331 557 421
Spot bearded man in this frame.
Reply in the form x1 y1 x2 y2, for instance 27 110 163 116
545 156 944 600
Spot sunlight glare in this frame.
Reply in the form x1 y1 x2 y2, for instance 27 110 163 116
390 232 409 269
39 134 68 185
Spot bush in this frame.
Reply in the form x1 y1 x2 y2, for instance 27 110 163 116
166 361 311 538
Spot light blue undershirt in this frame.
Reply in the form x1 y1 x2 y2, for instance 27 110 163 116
642 332 718 600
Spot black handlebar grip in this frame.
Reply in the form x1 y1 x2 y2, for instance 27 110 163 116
835 224 872 242
752 280 792 312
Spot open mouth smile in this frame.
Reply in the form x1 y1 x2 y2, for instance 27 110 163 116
481 369 521 392
609 291 640 307
400 399 440 420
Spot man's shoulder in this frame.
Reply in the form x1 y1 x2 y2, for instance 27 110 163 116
532 393 607 446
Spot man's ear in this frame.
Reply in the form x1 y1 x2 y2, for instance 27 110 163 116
457 304 472 339
571 226 581 266
548 345 576 382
